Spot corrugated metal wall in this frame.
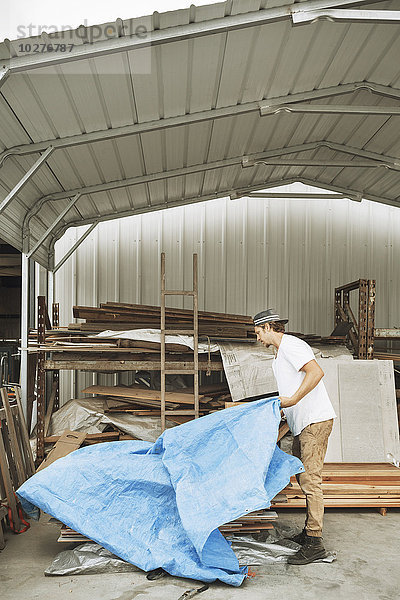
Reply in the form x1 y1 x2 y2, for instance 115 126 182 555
53 184 400 401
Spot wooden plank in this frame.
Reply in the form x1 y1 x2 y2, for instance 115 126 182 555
44 380 58 437
0 389 26 486
193 253 199 422
0 424 19 488
273 498 400 508
37 430 87 471
103 397 180 410
26 353 37 435
68 321 251 337
278 422 290 441
323 463 400 470
104 409 160 416
161 252 167 434
0 422 21 531
287 484 400 495
44 431 131 444
44 360 223 371
321 476 400 484
0 504 7 550
82 385 208 405
77 303 253 324
13 387 35 476
32 346 161 354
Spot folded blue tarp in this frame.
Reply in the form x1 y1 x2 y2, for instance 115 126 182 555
17 397 303 586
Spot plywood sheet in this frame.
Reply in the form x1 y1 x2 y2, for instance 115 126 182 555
318 359 342 462
326 360 399 464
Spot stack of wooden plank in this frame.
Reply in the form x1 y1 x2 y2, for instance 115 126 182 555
82 382 232 425
0 387 35 537
272 463 400 510
71 302 255 338
28 328 194 353
219 510 279 534
57 524 90 543
56 510 279 543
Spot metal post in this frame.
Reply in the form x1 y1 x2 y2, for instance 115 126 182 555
47 270 54 307
36 296 47 463
358 279 368 359
20 253 29 417
52 303 60 411
342 290 359 353
366 280 376 360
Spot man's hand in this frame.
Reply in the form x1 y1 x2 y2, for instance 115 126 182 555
279 396 296 408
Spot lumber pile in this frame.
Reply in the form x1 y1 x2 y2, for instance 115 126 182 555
0 387 35 539
82 382 232 424
56 510 280 543
70 302 255 338
57 524 90 543
272 463 400 510
219 510 278 534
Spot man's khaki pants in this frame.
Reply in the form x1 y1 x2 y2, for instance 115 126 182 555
292 419 334 538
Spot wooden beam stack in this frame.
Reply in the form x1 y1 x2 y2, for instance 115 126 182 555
0 387 35 536
272 463 400 510
82 382 231 425
70 302 255 338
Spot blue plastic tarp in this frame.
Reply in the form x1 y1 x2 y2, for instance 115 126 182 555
17 397 303 586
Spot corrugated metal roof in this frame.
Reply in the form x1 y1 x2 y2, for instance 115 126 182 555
0 0 399 267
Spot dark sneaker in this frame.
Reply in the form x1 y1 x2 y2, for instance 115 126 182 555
287 535 328 565
288 528 307 545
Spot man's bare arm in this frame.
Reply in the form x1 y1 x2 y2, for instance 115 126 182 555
279 360 324 408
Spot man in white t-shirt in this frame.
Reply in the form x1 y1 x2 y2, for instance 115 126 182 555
253 309 336 565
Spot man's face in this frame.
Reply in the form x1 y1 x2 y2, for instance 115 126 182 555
255 324 273 347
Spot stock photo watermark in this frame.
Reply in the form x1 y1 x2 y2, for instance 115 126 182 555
9 18 152 74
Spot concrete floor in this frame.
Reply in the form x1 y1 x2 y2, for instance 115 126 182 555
1 509 399 600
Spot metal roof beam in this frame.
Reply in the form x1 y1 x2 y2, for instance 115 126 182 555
233 177 400 208
0 146 54 215
1 81 399 164
43 171 399 256
246 192 347 198
322 141 400 166
260 104 400 116
52 220 99 273
297 177 400 208
48 178 300 248
242 158 398 169
0 0 380 83
242 142 400 170
27 193 81 258
293 9 400 24
24 141 400 212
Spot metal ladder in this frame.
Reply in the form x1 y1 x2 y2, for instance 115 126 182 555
160 252 199 432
